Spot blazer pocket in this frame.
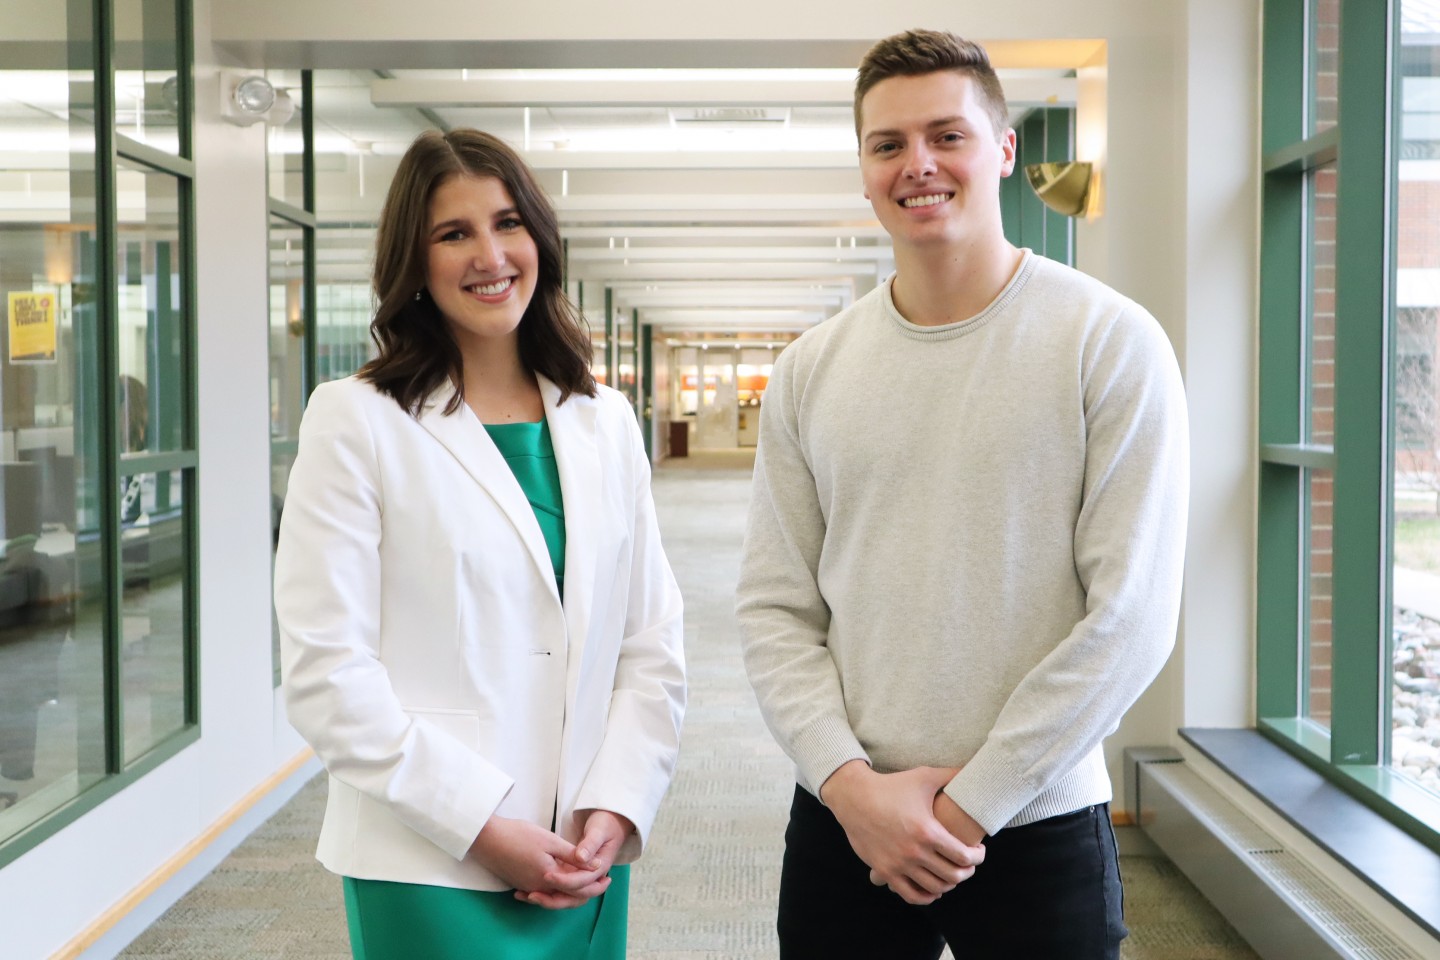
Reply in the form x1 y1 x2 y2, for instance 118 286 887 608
408 706 483 748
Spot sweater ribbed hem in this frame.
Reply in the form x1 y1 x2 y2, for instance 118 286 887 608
790 716 870 801
943 747 1110 836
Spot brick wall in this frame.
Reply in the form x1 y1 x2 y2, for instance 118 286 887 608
1308 0 1340 725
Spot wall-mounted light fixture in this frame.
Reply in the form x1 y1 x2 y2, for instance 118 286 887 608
221 72 292 126
1024 161 1094 218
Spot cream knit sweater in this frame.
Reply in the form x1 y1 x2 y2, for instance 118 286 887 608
736 251 1189 835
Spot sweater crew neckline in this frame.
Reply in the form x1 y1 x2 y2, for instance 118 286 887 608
882 248 1036 341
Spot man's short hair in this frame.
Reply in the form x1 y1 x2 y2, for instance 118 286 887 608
853 29 1010 142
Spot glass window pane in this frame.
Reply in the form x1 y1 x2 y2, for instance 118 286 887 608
120 468 187 763
592 339 608 386
0 65 108 843
265 69 305 209
616 308 636 405
116 160 185 453
1309 0 1340 136
1307 161 1338 445
113 0 181 154
589 287 608 386
1306 468 1334 728
269 218 306 446
310 70 418 384
315 278 372 383
269 216 305 677
695 347 738 449
1390 4 1440 794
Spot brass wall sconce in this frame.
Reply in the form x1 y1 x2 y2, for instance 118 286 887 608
1024 161 1094 217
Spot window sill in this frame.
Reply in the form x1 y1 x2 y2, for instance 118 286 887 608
1180 727 1440 940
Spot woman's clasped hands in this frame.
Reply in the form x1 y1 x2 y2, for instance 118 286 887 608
467 809 634 910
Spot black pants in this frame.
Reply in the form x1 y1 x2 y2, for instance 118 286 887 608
777 785 1127 960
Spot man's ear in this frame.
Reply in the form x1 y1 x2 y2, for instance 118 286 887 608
998 127 1018 178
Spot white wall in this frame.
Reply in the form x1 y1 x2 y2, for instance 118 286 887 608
0 0 1263 953
1177 0 1260 730
190 0 311 824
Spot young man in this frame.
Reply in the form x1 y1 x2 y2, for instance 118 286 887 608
735 29 1189 959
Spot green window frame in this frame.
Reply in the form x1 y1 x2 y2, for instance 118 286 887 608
0 0 200 870
1257 0 1440 849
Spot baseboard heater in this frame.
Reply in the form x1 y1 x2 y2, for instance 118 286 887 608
1125 748 1423 960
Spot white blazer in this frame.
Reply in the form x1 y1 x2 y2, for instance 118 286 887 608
274 375 686 891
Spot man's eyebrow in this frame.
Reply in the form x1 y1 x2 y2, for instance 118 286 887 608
862 116 968 143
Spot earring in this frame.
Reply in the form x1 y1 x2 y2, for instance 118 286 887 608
414 289 424 301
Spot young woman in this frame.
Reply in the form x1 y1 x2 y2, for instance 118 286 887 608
274 128 686 960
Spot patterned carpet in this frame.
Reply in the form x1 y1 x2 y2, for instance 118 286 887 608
119 451 1258 960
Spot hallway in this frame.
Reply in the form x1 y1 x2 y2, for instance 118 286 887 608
117 452 1256 959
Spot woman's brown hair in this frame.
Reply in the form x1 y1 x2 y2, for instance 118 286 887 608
359 128 596 416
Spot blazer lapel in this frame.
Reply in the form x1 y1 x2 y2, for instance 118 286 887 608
539 375 602 669
416 383 559 603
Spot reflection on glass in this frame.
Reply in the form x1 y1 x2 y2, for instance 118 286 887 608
1305 468 1334 728
676 348 699 417
120 470 187 764
615 310 636 405
116 161 184 453
311 70 429 222
736 350 776 450
270 218 306 449
695 349 738 450
592 339 608 386
316 280 373 383
0 62 108 842
310 71 411 382
1390 2 1440 794
270 216 305 676
265 69 305 208
1309 0 1339 136
113 0 181 154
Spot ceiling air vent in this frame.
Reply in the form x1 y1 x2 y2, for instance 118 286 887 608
670 107 790 125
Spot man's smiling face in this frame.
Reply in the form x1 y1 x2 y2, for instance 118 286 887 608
858 71 1016 253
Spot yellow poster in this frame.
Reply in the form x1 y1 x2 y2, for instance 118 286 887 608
8 291 58 364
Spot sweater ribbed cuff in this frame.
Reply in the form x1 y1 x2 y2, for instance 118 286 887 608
791 716 870 800
943 746 1110 836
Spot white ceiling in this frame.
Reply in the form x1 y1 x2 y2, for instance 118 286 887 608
0 62 1077 342
285 66 1076 340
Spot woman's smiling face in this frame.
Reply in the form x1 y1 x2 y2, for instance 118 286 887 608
424 173 540 350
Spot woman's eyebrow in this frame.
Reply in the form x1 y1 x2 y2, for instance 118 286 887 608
429 217 470 235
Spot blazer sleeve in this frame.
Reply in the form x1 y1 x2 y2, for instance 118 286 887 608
275 382 514 861
572 399 687 864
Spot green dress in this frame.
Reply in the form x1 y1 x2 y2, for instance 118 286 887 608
342 418 630 960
